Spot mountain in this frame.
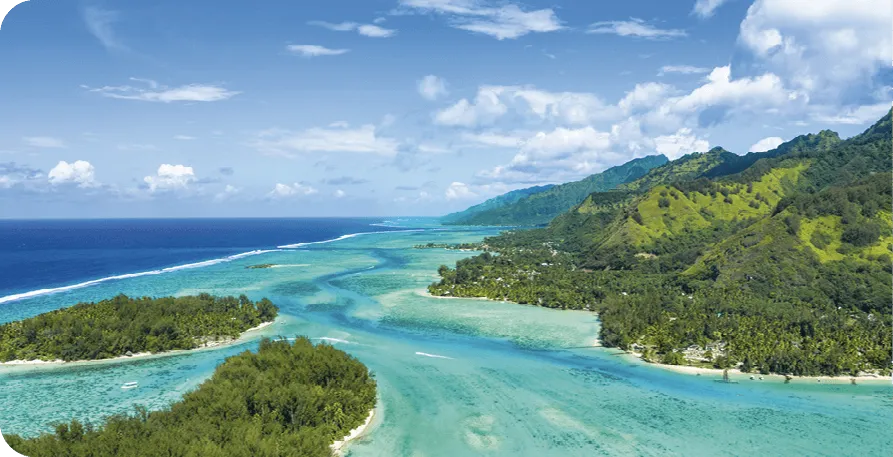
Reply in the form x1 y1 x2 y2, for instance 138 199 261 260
430 110 893 376
442 154 668 226
440 184 554 224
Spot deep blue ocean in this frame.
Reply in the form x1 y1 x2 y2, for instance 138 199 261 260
0 218 420 300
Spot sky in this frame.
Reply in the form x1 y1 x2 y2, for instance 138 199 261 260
0 0 890 218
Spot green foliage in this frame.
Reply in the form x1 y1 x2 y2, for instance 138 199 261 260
442 155 668 226
440 184 555 224
0 294 278 362
4 337 377 457
428 110 893 377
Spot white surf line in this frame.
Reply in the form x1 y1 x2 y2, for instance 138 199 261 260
0 249 282 305
277 229 430 249
415 352 454 360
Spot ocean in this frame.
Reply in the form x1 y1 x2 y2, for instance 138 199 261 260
0 218 891 456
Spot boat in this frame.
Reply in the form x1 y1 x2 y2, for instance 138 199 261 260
121 381 139 389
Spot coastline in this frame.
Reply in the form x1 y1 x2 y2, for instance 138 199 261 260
422 289 890 385
330 408 375 455
0 320 277 368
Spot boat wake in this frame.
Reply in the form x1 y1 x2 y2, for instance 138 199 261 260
415 352 453 360
0 250 281 305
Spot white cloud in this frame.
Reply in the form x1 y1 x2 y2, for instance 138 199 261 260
334 189 346 198
286 44 349 57
23 136 65 148
83 78 238 103
83 7 126 51
309 21 397 38
434 85 617 127
143 164 196 192
269 182 318 198
48 160 96 187
653 128 710 159
748 136 784 152
738 0 891 103
214 184 240 201
461 131 525 148
588 18 686 40
693 0 731 18
809 102 893 125
398 0 563 40
173 135 196 140
445 182 477 200
434 86 508 126
658 65 710 76
253 124 399 157
0 163 43 189
418 75 448 100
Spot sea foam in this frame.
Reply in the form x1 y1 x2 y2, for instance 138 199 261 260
415 352 454 360
0 249 281 305
277 229 427 249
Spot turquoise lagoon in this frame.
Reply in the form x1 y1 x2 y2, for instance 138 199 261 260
1 227 891 456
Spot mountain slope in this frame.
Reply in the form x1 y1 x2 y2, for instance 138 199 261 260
442 154 668 226
440 184 554 224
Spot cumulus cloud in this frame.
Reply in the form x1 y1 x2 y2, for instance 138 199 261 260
0 162 43 189
653 128 710 159
143 164 196 192
23 136 66 148
83 78 238 103
48 160 96 187
738 0 891 103
748 136 784 152
693 0 731 18
588 18 686 40
214 184 240 201
286 44 349 57
252 124 399 157
445 182 477 200
309 21 396 37
418 75 448 100
269 182 318 198
398 0 563 40
333 189 346 198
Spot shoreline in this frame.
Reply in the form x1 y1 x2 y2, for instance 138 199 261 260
622 350 892 385
330 408 375 455
421 289 890 385
0 320 276 368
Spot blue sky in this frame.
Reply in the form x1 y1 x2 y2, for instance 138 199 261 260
1 0 890 218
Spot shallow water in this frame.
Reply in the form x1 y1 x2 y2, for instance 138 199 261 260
1 226 891 456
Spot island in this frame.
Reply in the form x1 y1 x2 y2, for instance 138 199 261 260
0 293 278 364
246 263 277 269
3 337 378 457
430 112 893 379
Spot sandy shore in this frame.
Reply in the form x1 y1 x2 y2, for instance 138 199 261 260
622 350 891 385
331 408 375 455
0 319 277 368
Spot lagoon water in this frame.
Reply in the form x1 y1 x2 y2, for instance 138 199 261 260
1 219 891 456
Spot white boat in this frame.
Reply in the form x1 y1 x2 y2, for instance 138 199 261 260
121 381 138 389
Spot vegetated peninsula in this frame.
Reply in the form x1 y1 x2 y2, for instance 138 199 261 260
3 337 377 457
0 294 278 363
431 111 893 378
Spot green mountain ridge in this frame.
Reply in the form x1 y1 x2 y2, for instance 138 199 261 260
430 110 893 376
442 154 668 226
440 184 555 224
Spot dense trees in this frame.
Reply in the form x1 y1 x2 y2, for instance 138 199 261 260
429 111 893 377
0 294 278 362
3 337 377 457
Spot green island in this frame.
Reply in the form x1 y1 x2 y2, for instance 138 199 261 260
246 263 277 269
0 294 278 363
431 111 893 377
3 337 377 457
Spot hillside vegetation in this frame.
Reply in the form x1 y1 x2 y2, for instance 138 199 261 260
4 337 377 457
0 294 278 362
430 111 893 377
442 155 668 226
